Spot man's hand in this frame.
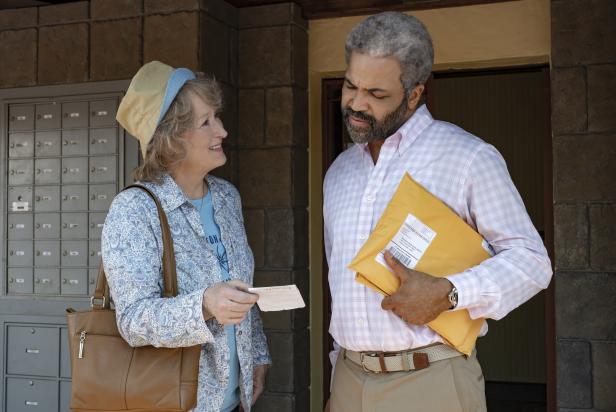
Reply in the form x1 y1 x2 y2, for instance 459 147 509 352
251 364 269 405
324 398 330 412
381 251 453 324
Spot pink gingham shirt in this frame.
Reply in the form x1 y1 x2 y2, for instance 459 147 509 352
323 105 552 365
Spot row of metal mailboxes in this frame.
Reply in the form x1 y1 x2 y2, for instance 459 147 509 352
8 184 116 212
6 378 72 412
7 267 100 295
8 99 118 131
8 128 118 158
7 239 102 267
8 156 118 186
8 212 106 240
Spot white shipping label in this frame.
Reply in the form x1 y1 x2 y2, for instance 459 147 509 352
376 213 437 270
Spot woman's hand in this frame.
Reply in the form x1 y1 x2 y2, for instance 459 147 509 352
251 364 269 405
202 280 258 325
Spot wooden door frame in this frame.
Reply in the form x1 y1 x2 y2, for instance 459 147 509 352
320 66 555 411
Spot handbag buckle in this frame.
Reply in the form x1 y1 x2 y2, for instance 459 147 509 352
90 296 106 308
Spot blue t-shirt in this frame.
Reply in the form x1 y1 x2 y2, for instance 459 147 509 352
189 191 240 412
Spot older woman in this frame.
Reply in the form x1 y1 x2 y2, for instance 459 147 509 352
102 61 270 412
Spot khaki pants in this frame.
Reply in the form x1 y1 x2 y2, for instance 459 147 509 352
330 349 486 412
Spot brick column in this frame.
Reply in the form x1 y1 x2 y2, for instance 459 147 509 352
551 1 616 410
238 3 309 411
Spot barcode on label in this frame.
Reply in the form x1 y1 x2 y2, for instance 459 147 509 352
388 247 415 268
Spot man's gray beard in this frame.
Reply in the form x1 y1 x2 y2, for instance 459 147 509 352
343 95 410 144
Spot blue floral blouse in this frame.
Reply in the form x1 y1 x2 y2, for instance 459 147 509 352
101 173 271 412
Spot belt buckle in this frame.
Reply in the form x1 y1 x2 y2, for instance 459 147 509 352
359 352 380 374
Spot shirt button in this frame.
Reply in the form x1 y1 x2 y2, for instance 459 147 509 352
356 318 365 326
358 234 368 240
238 331 242 336
364 195 375 203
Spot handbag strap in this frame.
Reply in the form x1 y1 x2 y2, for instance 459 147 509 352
92 184 178 309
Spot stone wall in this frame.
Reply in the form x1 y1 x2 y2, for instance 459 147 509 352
551 0 616 411
237 3 310 411
0 1 310 410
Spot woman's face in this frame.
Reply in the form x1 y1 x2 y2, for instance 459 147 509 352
181 92 228 175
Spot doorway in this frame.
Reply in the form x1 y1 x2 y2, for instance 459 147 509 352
320 66 555 411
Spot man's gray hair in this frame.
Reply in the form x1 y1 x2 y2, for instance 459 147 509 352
345 12 434 93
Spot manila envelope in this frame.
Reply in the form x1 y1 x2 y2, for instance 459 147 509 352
348 172 491 355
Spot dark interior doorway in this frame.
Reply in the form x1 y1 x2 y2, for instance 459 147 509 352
321 66 555 411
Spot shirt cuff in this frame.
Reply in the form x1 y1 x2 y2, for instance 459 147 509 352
445 270 481 312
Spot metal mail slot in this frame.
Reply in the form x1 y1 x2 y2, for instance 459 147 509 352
8 240 33 266
61 129 88 156
34 158 61 185
89 156 117 183
34 213 60 239
89 268 99 295
89 127 118 155
89 240 102 267
9 133 34 158
34 186 60 212
90 99 118 127
6 378 58 411
61 268 87 295
61 240 87 267
7 268 33 294
35 131 61 156
62 212 87 238
6 326 60 376
8 214 33 240
61 185 88 211
61 157 88 184
35 103 61 130
89 184 116 211
34 268 60 294
34 240 60 266
62 101 88 128
8 159 34 185
89 212 107 238
9 105 34 131
8 186 33 212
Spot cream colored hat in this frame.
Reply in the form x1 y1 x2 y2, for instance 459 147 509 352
116 61 196 158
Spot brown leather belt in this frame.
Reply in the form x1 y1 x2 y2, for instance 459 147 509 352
344 344 463 373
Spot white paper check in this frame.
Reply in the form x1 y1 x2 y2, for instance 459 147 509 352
248 285 305 312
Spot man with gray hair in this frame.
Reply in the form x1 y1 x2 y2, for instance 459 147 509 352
323 12 552 412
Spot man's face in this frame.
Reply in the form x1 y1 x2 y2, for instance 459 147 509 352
341 52 411 144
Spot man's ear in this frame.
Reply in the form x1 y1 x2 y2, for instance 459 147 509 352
407 84 425 111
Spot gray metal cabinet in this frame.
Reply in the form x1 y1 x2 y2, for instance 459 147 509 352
2 82 135 412
6 378 58 411
6 326 59 376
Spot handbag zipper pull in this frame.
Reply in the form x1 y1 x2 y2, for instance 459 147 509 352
78 331 87 359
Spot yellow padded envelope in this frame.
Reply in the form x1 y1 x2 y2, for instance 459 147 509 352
348 173 491 355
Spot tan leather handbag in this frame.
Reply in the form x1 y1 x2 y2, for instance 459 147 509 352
66 185 201 412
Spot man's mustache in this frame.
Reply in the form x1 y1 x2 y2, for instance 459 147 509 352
342 107 375 125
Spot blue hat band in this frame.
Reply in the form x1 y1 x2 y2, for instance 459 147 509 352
157 68 197 124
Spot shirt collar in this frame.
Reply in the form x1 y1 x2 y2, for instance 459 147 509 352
357 104 434 159
145 173 223 212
